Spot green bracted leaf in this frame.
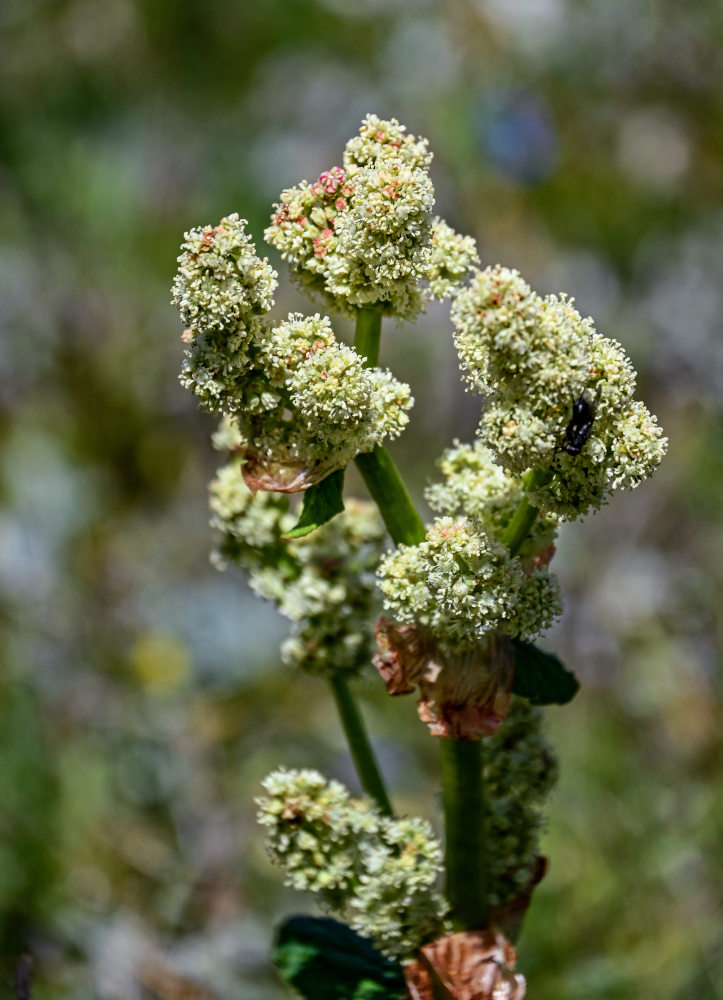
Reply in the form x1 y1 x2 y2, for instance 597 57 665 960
284 469 345 539
511 639 580 705
273 915 406 1000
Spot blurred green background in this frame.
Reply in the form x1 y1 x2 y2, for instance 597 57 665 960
1 1 722 997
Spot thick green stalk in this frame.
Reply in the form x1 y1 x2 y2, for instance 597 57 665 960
329 673 393 816
355 448 426 547
354 307 383 368
501 467 553 556
352 305 491 928
352 307 426 547
441 739 488 929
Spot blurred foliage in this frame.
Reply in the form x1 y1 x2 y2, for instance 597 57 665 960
1 0 722 997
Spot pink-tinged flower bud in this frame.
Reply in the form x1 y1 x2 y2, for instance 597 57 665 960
318 166 345 195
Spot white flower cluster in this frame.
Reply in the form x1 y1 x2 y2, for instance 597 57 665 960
173 213 278 337
483 698 558 908
377 517 561 649
265 115 477 320
426 218 480 302
173 217 413 479
172 214 278 415
209 461 386 677
452 265 667 517
257 768 449 958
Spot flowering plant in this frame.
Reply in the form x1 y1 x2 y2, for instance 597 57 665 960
172 116 666 999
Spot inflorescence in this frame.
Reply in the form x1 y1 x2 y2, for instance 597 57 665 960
209 459 386 677
264 114 477 321
452 265 667 518
257 768 449 959
172 114 667 969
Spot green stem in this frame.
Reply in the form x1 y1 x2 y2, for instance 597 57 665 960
352 305 490 927
354 307 383 368
441 739 488 929
352 307 426 547
355 448 426 546
329 673 393 816
501 467 553 557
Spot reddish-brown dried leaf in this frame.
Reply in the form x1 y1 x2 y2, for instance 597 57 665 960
373 621 514 740
241 449 337 493
404 929 526 1000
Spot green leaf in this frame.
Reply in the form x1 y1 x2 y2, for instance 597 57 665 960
284 469 345 539
273 915 406 1000
511 639 580 705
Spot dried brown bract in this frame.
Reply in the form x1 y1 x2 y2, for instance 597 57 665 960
373 619 513 740
404 928 526 1000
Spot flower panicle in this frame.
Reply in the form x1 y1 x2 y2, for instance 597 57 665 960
257 768 449 958
209 462 386 677
264 116 477 321
451 264 667 518
377 515 561 650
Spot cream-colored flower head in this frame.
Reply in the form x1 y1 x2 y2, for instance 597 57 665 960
377 517 561 648
265 116 477 320
242 312 412 476
172 214 277 414
257 768 448 958
172 226 414 474
452 265 667 518
210 462 386 677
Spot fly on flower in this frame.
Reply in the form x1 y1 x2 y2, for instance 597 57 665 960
560 385 602 456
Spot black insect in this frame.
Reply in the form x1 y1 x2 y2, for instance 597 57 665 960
561 387 601 456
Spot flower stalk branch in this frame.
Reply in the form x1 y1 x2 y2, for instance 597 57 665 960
328 672 393 816
353 306 490 931
501 467 553 557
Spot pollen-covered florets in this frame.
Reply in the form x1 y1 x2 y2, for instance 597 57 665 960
210 461 386 676
452 265 667 518
250 313 413 470
257 768 448 958
173 213 277 336
172 215 279 415
263 116 483 322
264 175 352 312
483 698 558 908
343 114 432 175
257 769 378 904
452 266 592 473
349 814 449 958
185 307 413 482
377 517 560 647
331 157 435 319
425 218 480 302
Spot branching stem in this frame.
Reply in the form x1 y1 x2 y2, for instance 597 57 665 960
328 672 393 816
352 306 490 929
501 467 553 556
